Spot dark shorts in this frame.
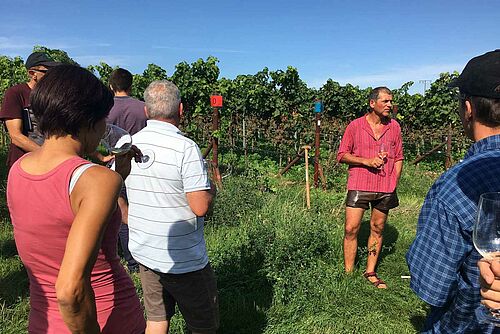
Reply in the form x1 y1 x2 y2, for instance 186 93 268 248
139 262 219 333
345 190 399 211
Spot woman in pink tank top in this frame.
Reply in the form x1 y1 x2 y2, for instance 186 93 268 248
7 65 145 333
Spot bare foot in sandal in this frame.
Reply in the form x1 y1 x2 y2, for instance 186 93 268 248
363 271 387 289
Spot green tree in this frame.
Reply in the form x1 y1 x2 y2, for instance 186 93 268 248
392 81 424 127
271 66 313 116
171 56 220 117
33 45 79 65
319 79 368 121
131 63 169 100
170 56 220 141
419 72 460 129
0 55 27 102
270 66 315 151
87 62 115 85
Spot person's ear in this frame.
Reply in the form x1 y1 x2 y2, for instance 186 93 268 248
465 100 474 121
179 102 184 118
369 99 375 109
144 105 149 118
28 69 37 81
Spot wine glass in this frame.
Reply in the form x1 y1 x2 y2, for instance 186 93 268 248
473 192 500 326
378 142 388 171
100 124 152 166
101 124 133 155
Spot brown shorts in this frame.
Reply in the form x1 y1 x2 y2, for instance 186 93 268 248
139 263 219 333
345 190 399 211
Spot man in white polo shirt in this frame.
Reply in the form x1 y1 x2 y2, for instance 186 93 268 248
125 80 218 334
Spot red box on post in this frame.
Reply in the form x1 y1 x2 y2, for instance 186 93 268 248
210 95 223 107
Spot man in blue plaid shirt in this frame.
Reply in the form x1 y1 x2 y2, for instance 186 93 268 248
407 49 500 333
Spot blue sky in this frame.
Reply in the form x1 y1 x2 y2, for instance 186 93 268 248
0 0 498 94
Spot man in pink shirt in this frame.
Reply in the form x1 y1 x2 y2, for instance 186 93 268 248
337 86 403 288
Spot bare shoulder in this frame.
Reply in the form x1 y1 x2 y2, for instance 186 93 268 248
76 165 122 194
69 164 122 214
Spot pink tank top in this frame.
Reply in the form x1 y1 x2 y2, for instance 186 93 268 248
7 156 145 334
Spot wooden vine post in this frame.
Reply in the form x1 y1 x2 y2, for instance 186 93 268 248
303 145 311 209
210 95 223 188
278 149 306 176
313 101 323 188
243 111 248 168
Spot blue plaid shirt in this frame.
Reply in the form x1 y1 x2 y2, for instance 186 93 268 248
407 135 500 333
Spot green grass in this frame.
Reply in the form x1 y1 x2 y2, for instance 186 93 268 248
0 155 438 333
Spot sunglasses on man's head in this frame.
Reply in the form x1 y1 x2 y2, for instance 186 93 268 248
30 69 48 74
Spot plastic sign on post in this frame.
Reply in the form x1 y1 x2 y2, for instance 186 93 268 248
210 95 223 107
314 101 323 113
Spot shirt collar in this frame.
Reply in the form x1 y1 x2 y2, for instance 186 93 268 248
464 134 500 159
146 119 182 134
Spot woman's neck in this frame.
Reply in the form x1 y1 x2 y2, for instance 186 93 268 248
41 135 85 157
19 135 85 175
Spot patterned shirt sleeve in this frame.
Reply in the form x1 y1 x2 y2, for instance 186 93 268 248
406 190 470 307
394 124 404 162
336 122 354 162
181 143 210 193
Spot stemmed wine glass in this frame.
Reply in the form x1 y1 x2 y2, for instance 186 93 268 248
378 142 388 172
473 192 500 326
100 124 154 168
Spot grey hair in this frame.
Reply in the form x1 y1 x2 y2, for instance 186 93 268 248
143 80 181 120
368 86 392 101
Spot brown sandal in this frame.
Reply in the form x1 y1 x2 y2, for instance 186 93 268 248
363 271 387 289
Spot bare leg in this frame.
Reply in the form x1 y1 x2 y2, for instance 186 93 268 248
365 208 388 288
344 207 365 272
146 320 169 334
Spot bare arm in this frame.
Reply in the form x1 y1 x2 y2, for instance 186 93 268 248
5 119 40 152
88 151 114 164
394 160 403 185
186 182 216 217
114 145 142 180
55 166 122 334
340 152 384 169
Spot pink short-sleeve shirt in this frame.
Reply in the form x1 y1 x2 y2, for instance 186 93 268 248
7 156 146 333
336 115 403 193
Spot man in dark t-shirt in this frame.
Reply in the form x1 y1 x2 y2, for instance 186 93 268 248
0 52 60 168
107 68 146 273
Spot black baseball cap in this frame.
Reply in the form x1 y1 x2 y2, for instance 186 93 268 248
449 49 500 99
25 52 61 69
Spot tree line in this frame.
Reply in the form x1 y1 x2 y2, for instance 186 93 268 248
0 46 466 161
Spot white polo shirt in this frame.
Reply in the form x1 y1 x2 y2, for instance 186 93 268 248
125 120 211 274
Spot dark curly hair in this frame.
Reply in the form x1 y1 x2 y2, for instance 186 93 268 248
30 64 114 137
